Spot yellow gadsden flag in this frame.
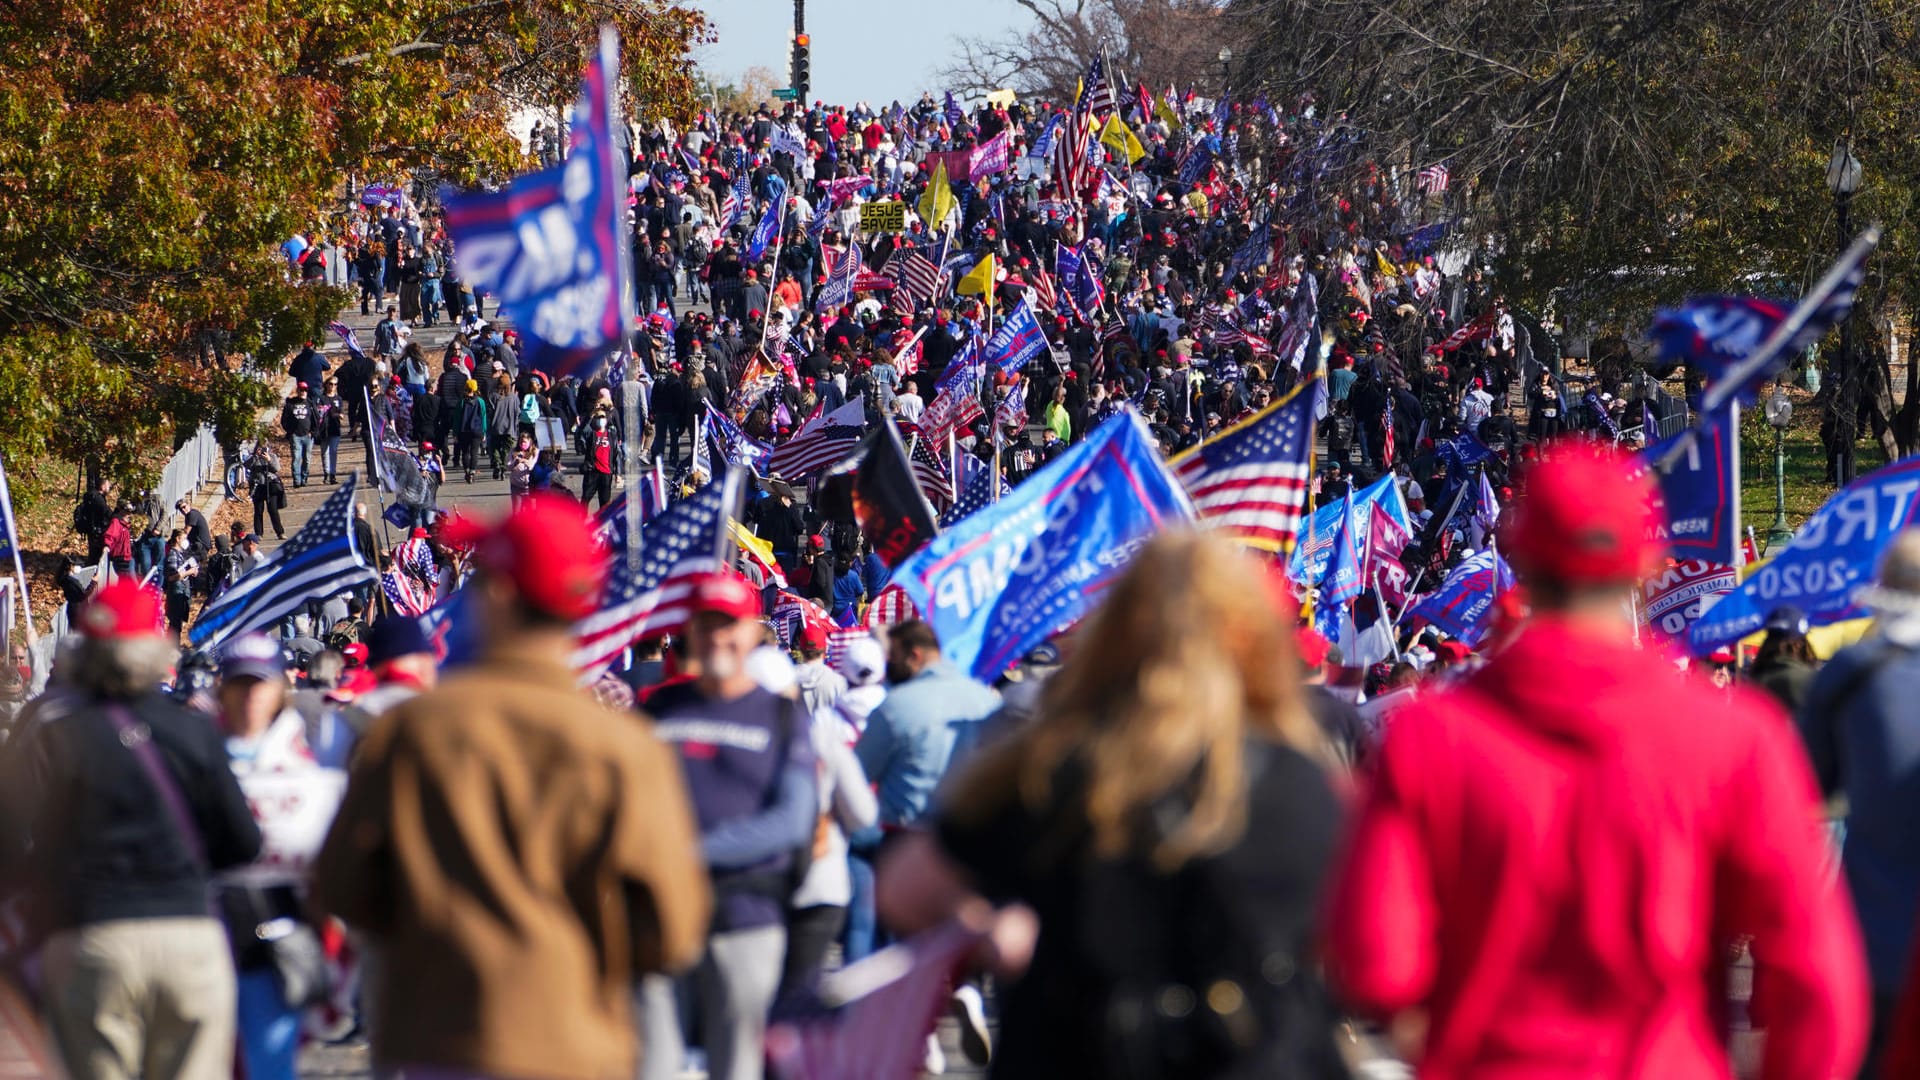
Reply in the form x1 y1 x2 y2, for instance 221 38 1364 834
1155 91 1182 131
956 253 996 297
1100 114 1147 163
917 159 957 230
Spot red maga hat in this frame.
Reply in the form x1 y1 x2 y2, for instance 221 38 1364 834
444 493 608 621
1501 444 1659 584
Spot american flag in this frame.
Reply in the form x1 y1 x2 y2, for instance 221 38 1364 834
825 626 871 669
1381 398 1396 466
1169 378 1317 553
1101 313 1128 343
994 377 1028 431
862 584 919 628
691 411 712 481
572 471 740 680
769 399 867 479
1416 163 1450 196
596 463 671 553
918 368 986 444
772 589 835 649
1057 95 1095 198
381 563 434 616
188 476 377 648
1026 263 1057 313
720 168 751 232
1082 56 1116 117
767 922 984 1080
888 248 941 307
940 452 1008 527
897 422 955 507
1429 308 1496 355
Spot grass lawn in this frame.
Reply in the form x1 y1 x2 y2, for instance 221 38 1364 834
1735 386 1890 554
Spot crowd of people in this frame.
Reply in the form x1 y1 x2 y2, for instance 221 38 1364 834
1 72 1916 1080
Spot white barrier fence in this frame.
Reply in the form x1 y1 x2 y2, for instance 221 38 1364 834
158 423 222 512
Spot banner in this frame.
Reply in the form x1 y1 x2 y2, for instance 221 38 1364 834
1688 453 1920 653
859 201 907 233
818 419 940 568
888 410 1194 680
1408 548 1514 646
1641 559 1739 648
1288 475 1411 584
1640 402 1739 566
443 26 635 379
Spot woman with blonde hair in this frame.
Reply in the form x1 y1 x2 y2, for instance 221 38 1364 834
877 530 1350 1080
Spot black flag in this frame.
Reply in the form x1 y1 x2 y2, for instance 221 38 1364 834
819 417 939 568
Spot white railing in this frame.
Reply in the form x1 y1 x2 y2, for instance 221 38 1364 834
158 423 222 510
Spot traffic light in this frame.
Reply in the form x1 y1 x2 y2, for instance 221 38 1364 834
790 33 811 101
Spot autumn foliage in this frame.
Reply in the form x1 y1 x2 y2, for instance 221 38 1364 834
0 0 708 509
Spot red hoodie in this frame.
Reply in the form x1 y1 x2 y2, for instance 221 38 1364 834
1325 615 1867 1080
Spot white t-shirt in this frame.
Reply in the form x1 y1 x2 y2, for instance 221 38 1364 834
894 391 925 423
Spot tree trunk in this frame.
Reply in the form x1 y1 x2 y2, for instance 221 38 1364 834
1861 323 1902 463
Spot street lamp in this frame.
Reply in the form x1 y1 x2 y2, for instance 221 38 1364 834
1765 386 1795 550
1218 46 1232 95
1827 139 1862 485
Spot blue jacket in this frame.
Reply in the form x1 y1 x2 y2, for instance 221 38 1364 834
855 661 1001 828
1799 633 1920 990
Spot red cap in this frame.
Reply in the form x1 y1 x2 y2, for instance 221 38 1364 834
340 643 369 668
1501 445 1659 584
1435 640 1472 663
78 579 163 640
688 572 761 621
444 493 608 621
1294 625 1332 668
797 623 829 651
410 527 429 540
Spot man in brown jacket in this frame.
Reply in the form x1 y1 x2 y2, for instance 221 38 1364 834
315 494 710 1080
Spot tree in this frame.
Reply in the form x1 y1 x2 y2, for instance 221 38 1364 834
718 66 784 116
0 0 708 511
1230 0 1919 475
942 0 1232 107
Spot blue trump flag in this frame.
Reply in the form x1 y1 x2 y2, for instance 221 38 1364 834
1288 474 1410 585
1312 493 1363 640
984 297 1046 373
1688 452 1920 654
1409 548 1515 646
1638 402 1739 566
443 27 636 381
744 175 788 262
888 409 1194 680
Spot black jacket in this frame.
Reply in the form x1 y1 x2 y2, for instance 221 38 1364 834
0 692 262 930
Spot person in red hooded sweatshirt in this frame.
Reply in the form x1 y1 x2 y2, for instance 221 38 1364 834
1324 444 1868 1080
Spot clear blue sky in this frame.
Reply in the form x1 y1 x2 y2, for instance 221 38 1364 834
694 0 1033 107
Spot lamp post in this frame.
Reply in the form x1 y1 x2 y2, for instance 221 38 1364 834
1218 46 1232 96
1765 387 1795 550
1826 139 1862 485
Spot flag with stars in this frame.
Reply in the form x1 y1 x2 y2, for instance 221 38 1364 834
572 468 742 680
1170 376 1317 553
705 399 772 475
1081 55 1115 116
940 451 1009 527
721 169 751 232
188 475 376 648
769 399 868 480
597 463 671 553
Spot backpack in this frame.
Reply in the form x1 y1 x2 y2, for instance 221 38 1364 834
325 619 363 650
685 237 710 268
71 502 86 534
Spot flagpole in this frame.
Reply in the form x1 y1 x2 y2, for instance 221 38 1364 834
947 428 960 495
624 369 643 576
757 194 794 356
0 453 35 644
991 425 1003 503
1373 575 1401 662
361 387 399 557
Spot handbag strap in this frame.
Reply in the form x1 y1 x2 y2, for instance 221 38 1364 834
104 705 207 868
